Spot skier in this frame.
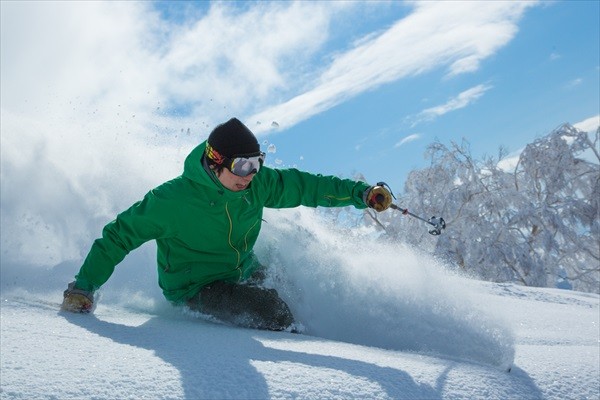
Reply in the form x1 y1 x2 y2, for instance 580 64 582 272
61 118 393 331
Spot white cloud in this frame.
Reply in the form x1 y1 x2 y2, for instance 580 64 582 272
550 52 561 61
565 78 583 89
574 115 600 133
250 1 536 133
409 84 493 126
1 0 536 136
394 134 421 148
1 1 341 129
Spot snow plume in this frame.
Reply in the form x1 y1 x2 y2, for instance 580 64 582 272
1 96 514 370
256 208 515 370
0 108 192 266
1 95 515 369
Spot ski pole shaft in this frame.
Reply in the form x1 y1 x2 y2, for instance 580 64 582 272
389 204 433 225
389 204 446 235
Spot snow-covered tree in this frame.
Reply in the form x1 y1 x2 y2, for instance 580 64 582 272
364 124 599 293
510 124 599 292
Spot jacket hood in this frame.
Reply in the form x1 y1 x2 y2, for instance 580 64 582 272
183 141 211 184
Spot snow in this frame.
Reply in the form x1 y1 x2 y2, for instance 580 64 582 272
1 208 599 399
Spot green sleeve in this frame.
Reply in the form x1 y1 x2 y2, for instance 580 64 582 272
258 167 370 209
74 191 174 292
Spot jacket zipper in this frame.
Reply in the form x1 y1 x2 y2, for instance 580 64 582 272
225 201 260 280
225 202 241 268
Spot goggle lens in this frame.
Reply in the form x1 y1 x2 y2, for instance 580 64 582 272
229 153 265 177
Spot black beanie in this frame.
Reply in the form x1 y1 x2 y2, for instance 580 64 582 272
207 118 260 158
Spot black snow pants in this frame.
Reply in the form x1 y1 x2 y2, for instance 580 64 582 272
186 276 295 331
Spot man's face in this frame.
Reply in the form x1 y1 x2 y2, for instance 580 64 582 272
217 167 255 192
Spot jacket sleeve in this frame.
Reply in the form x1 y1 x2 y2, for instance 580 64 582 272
74 190 175 292
258 167 371 209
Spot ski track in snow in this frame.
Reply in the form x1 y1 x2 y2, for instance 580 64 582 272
1 208 599 399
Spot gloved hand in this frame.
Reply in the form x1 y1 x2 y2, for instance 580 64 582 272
363 182 394 212
61 281 94 313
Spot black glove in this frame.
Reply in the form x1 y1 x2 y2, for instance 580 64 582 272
61 281 94 313
363 182 394 212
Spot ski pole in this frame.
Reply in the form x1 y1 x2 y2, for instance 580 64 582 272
371 182 446 235
389 204 446 236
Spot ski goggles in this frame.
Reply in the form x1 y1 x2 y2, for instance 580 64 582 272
206 143 265 177
228 153 265 177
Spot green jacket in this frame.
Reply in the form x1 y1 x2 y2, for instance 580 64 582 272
74 141 370 302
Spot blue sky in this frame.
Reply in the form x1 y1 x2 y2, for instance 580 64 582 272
2 0 599 195
247 0 599 188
